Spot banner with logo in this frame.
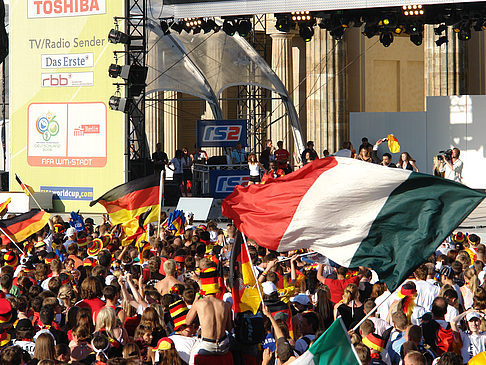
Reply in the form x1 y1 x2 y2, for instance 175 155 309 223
197 120 247 148
209 169 249 199
10 0 125 212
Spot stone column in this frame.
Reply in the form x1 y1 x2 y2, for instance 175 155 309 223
424 25 465 96
305 28 347 154
269 32 294 152
163 91 178 159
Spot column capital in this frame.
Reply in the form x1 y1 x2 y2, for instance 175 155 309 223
269 31 296 40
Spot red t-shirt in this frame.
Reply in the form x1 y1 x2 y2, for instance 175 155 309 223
76 298 106 323
324 276 360 303
274 149 290 169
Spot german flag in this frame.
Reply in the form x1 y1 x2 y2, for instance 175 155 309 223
90 175 159 225
0 198 10 217
229 232 261 314
15 174 34 196
0 210 50 245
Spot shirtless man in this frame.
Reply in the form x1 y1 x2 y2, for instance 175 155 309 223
155 259 184 295
186 267 232 356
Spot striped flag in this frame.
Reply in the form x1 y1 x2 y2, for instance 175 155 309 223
0 210 50 244
0 198 10 216
229 232 261 314
15 174 34 196
291 317 360 365
90 175 159 225
222 157 485 291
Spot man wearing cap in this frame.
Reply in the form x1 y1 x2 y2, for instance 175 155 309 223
63 227 77 250
186 267 232 358
451 309 486 363
362 332 387 364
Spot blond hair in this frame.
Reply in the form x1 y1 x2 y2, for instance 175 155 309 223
464 267 479 295
163 259 177 276
95 307 117 337
342 284 359 305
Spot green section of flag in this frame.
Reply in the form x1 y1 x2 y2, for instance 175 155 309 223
309 318 360 365
351 173 485 291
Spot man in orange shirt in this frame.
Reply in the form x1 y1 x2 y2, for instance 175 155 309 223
274 141 290 173
316 264 360 303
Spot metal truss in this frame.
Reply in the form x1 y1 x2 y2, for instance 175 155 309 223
236 14 273 155
124 0 150 180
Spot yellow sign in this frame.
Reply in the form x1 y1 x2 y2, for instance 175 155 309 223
10 0 125 212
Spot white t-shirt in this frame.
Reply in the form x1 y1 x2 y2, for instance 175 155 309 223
444 159 463 183
459 331 486 363
169 334 197 364
248 162 260 177
369 316 392 336
12 339 36 357
445 304 459 323
412 280 440 310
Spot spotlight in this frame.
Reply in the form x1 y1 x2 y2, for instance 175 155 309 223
291 11 312 22
435 36 448 46
434 24 447 35
223 19 236 36
330 26 344 40
394 26 404 35
410 33 423 46
458 28 471 41
108 29 130 45
171 22 184 34
362 23 378 38
109 96 129 113
160 21 171 35
237 19 251 37
276 16 293 32
380 32 394 47
299 25 314 42
108 64 122 78
202 19 220 33
473 20 483 32
402 4 424 16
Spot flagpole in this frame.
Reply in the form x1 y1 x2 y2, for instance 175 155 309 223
0 226 24 253
241 233 264 304
157 170 164 239
277 251 315 262
29 193 43 211
350 284 402 332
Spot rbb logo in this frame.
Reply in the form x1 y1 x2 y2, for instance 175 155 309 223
202 126 242 142
42 74 69 87
215 176 249 193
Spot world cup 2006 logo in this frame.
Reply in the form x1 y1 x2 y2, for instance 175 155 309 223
36 112 60 141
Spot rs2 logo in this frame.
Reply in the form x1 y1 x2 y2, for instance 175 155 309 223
215 176 249 193
202 126 241 142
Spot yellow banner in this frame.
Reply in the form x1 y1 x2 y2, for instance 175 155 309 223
10 0 125 212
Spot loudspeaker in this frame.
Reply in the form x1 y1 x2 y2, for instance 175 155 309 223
164 181 180 206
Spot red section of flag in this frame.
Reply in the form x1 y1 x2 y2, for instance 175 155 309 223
222 157 338 251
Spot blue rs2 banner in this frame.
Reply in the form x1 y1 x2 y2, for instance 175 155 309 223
197 120 247 148
209 169 250 199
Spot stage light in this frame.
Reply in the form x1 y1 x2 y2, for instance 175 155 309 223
237 19 251 37
184 17 202 28
330 26 344 40
171 22 184 34
223 19 236 36
276 16 293 32
473 20 483 32
402 5 424 16
434 24 447 35
299 25 314 42
108 29 130 45
458 28 471 41
410 33 423 46
160 21 171 35
394 26 404 34
291 11 312 22
380 32 393 47
109 96 129 113
435 36 448 46
202 19 220 33
108 64 122 78
362 23 378 38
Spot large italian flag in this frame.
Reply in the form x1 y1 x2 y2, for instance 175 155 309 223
222 157 485 290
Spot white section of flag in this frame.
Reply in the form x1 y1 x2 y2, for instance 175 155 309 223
278 158 412 266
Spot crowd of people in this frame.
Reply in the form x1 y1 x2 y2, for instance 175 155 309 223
0 209 483 365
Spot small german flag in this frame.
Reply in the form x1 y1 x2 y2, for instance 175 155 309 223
0 198 10 217
15 174 34 197
90 175 160 225
0 210 50 245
